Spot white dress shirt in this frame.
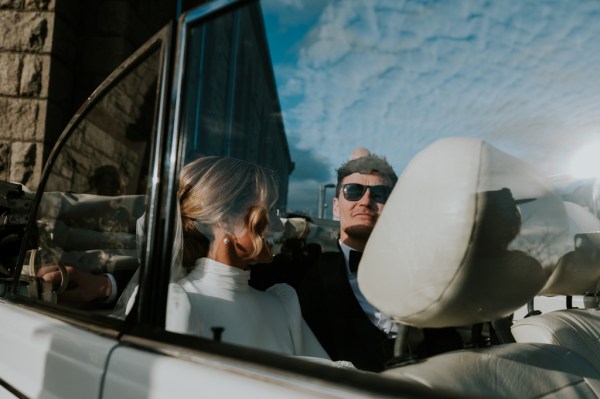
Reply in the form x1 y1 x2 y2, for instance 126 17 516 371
339 240 398 337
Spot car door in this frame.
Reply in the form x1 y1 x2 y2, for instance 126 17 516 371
0 24 171 398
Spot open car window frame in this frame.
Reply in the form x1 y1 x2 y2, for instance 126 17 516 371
6 23 173 334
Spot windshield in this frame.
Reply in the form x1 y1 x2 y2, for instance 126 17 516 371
165 0 600 372
261 0 600 221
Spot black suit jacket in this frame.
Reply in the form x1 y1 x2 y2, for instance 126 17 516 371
296 251 395 372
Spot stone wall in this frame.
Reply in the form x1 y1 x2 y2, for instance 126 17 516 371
0 0 54 187
0 0 172 190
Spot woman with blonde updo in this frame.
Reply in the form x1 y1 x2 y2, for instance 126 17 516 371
167 156 329 358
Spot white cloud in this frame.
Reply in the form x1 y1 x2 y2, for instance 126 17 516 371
270 0 600 183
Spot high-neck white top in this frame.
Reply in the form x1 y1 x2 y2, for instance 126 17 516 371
166 257 329 359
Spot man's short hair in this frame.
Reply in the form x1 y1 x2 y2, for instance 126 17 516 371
335 154 398 197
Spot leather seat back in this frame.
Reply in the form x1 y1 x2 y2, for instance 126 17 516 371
512 219 600 372
359 136 562 327
358 137 600 398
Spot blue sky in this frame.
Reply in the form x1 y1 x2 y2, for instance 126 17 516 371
261 0 600 217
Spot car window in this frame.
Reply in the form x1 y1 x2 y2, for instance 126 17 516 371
16 41 163 318
260 0 600 219
163 0 600 363
179 1 293 213
260 0 600 316
165 0 343 360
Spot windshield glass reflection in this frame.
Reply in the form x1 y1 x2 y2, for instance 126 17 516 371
262 0 600 222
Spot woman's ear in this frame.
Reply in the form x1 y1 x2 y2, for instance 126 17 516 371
209 228 246 268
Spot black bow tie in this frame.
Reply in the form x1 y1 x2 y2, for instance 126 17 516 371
349 250 363 273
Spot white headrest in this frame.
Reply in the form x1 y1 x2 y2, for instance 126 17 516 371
359 137 566 328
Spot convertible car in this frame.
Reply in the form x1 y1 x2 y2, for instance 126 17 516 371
1 0 600 397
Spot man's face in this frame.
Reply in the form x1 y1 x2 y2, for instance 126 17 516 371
333 172 391 250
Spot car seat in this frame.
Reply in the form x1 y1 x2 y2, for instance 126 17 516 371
358 137 600 398
512 230 600 372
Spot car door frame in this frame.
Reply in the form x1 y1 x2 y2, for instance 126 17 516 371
0 22 174 399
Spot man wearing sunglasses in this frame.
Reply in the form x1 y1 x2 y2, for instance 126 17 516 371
296 153 399 372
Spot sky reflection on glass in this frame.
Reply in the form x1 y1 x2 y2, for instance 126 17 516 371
262 0 600 216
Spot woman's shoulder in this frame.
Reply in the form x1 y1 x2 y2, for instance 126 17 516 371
176 273 198 292
265 282 297 300
265 283 301 315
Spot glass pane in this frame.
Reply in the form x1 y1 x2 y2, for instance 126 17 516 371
169 0 600 377
168 2 338 361
262 4 600 267
20 48 161 317
259 0 600 364
180 3 293 213
262 1 600 220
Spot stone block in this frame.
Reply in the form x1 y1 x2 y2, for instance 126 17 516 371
24 0 55 11
0 97 45 140
10 140 42 187
0 52 21 95
20 54 50 97
0 0 23 10
0 12 53 52
0 141 9 181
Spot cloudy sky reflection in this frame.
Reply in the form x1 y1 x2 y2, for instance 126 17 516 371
262 0 600 216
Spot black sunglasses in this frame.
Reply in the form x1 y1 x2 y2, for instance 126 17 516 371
342 183 392 204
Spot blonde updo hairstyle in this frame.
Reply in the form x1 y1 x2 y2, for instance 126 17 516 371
178 156 278 269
